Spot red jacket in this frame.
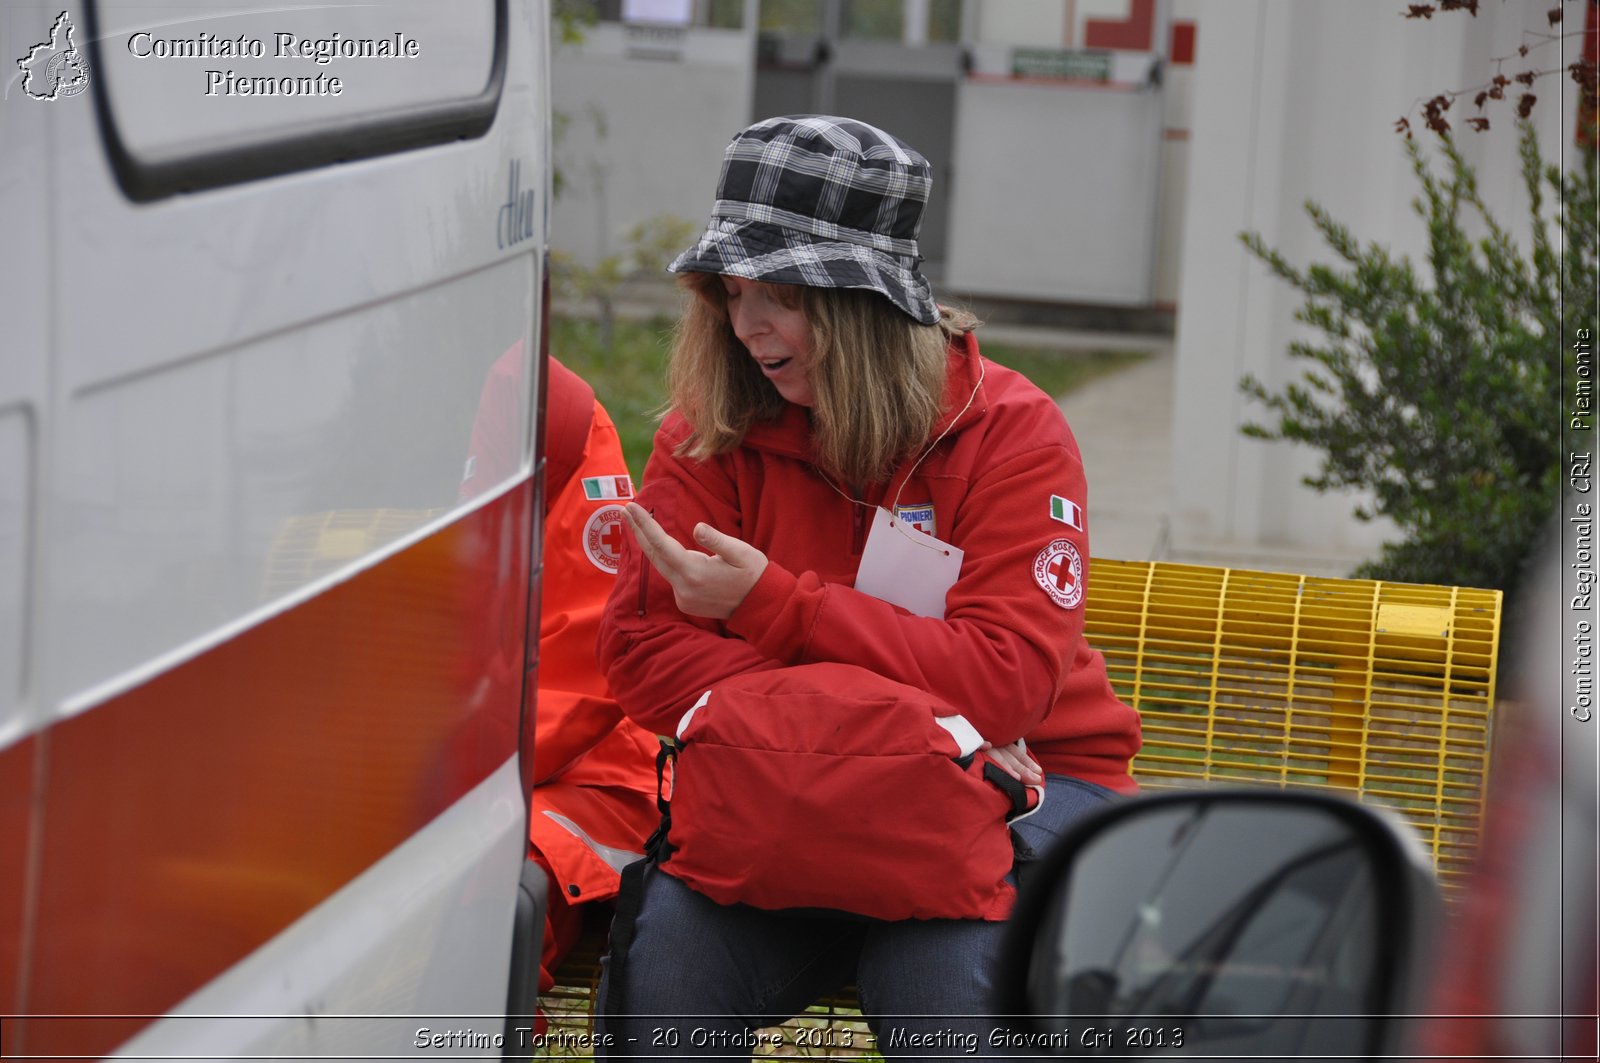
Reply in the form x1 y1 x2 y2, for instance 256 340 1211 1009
599 332 1140 793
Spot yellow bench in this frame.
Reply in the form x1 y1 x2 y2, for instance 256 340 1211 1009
1088 558 1501 891
541 558 1503 1054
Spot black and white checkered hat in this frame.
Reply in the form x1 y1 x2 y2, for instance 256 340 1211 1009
668 115 938 325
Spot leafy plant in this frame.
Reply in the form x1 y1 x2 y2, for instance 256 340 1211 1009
552 0 597 46
1240 121 1595 595
550 215 697 355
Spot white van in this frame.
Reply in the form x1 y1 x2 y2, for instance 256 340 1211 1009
1 1 553 1057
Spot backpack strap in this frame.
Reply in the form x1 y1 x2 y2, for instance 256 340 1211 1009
982 762 1048 874
982 760 1036 820
601 738 679 1021
646 738 678 862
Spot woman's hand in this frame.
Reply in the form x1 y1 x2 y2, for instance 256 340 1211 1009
983 738 1042 786
623 502 768 620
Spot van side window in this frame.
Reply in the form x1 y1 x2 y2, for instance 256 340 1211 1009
87 0 504 200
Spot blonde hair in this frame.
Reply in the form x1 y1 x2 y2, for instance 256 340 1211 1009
668 273 978 486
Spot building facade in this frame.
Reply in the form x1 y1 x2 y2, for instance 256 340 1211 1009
551 0 1589 571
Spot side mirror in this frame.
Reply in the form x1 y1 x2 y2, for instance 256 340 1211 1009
995 790 1442 1057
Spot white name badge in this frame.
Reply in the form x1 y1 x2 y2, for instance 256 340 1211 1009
854 506 964 619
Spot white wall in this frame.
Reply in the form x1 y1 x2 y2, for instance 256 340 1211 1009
971 0 1069 47
550 21 756 267
1169 0 1577 568
945 77 1164 304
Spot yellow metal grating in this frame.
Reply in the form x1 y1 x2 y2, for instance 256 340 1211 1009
1083 558 1502 889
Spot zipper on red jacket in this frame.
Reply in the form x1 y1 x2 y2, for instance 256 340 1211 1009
635 507 652 616
850 489 868 555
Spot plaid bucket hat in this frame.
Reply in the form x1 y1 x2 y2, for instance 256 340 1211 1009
668 115 939 325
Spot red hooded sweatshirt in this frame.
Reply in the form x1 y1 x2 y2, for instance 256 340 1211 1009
598 332 1140 793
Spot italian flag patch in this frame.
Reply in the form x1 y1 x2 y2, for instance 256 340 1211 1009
583 475 634 501
1050 495 1083 531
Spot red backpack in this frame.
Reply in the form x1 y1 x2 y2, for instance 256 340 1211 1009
650 662 1041 921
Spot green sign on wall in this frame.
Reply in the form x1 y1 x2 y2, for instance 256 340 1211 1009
1011 48 1113 82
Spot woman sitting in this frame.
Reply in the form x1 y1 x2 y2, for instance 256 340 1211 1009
595 114 1141 1059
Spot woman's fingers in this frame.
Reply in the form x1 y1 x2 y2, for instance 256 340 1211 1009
983 739 1043 785
623 502 690 576
693 522 765 570
623 504 767 620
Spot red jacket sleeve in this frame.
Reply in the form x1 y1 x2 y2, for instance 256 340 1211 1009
531 382 631 784
596 432 784 738
721 441 1089 746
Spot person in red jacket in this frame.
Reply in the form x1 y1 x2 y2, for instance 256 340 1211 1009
462 352 660 1013
594 116 1142 1057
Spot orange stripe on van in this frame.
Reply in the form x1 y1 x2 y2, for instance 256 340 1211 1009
1 735 35 1019
12 485 533 1059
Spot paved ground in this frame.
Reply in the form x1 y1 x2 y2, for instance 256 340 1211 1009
1049 344 1177 565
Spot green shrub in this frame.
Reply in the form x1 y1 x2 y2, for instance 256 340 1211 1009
1240 122 1596 596
550 216 697 355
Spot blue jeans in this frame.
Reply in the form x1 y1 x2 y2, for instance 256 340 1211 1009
596 773 1115 1060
